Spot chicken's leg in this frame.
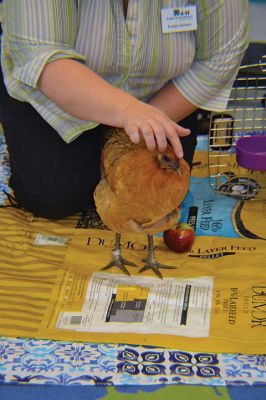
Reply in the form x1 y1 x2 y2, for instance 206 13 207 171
101 233 138 276
138 235 176 279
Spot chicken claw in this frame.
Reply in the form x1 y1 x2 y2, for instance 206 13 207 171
138 260 176 279
101 250 138 276
101 233 138 276
138 235 176 279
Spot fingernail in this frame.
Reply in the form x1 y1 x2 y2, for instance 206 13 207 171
131 132 140 143
177 151 183 158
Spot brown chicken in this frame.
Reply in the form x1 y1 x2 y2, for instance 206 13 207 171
94 128 190 278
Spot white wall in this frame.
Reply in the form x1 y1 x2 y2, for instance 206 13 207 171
249 1 266 43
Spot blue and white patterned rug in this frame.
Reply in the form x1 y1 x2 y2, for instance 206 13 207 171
0 338 265 386
0 132 265 387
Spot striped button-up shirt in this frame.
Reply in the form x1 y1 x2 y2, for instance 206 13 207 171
1 0 249 143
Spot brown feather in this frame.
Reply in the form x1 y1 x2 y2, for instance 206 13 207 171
94 128 190 235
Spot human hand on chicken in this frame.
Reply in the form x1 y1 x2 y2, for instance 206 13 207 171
120 101 191 159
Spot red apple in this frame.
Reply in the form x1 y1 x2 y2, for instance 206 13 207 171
163 223 195 253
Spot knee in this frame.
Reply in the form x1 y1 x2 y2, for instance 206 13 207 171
12 177 95 219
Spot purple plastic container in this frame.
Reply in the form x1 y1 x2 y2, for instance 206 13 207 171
236 136 266 171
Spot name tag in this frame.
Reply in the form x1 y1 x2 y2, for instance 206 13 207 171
161 6 197 33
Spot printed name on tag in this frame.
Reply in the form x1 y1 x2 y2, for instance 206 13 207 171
161 6 197 33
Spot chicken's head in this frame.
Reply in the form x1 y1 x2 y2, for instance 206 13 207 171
157 151 182 174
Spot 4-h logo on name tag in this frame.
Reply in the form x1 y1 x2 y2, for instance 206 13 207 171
161 6 197 33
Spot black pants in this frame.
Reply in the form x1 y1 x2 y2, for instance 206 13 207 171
0 69 197 219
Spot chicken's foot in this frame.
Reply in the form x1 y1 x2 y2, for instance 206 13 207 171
101 233 138 276
138 235 176 279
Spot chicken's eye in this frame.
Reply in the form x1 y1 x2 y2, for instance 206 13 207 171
161 155 170 163
157 154 172 166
